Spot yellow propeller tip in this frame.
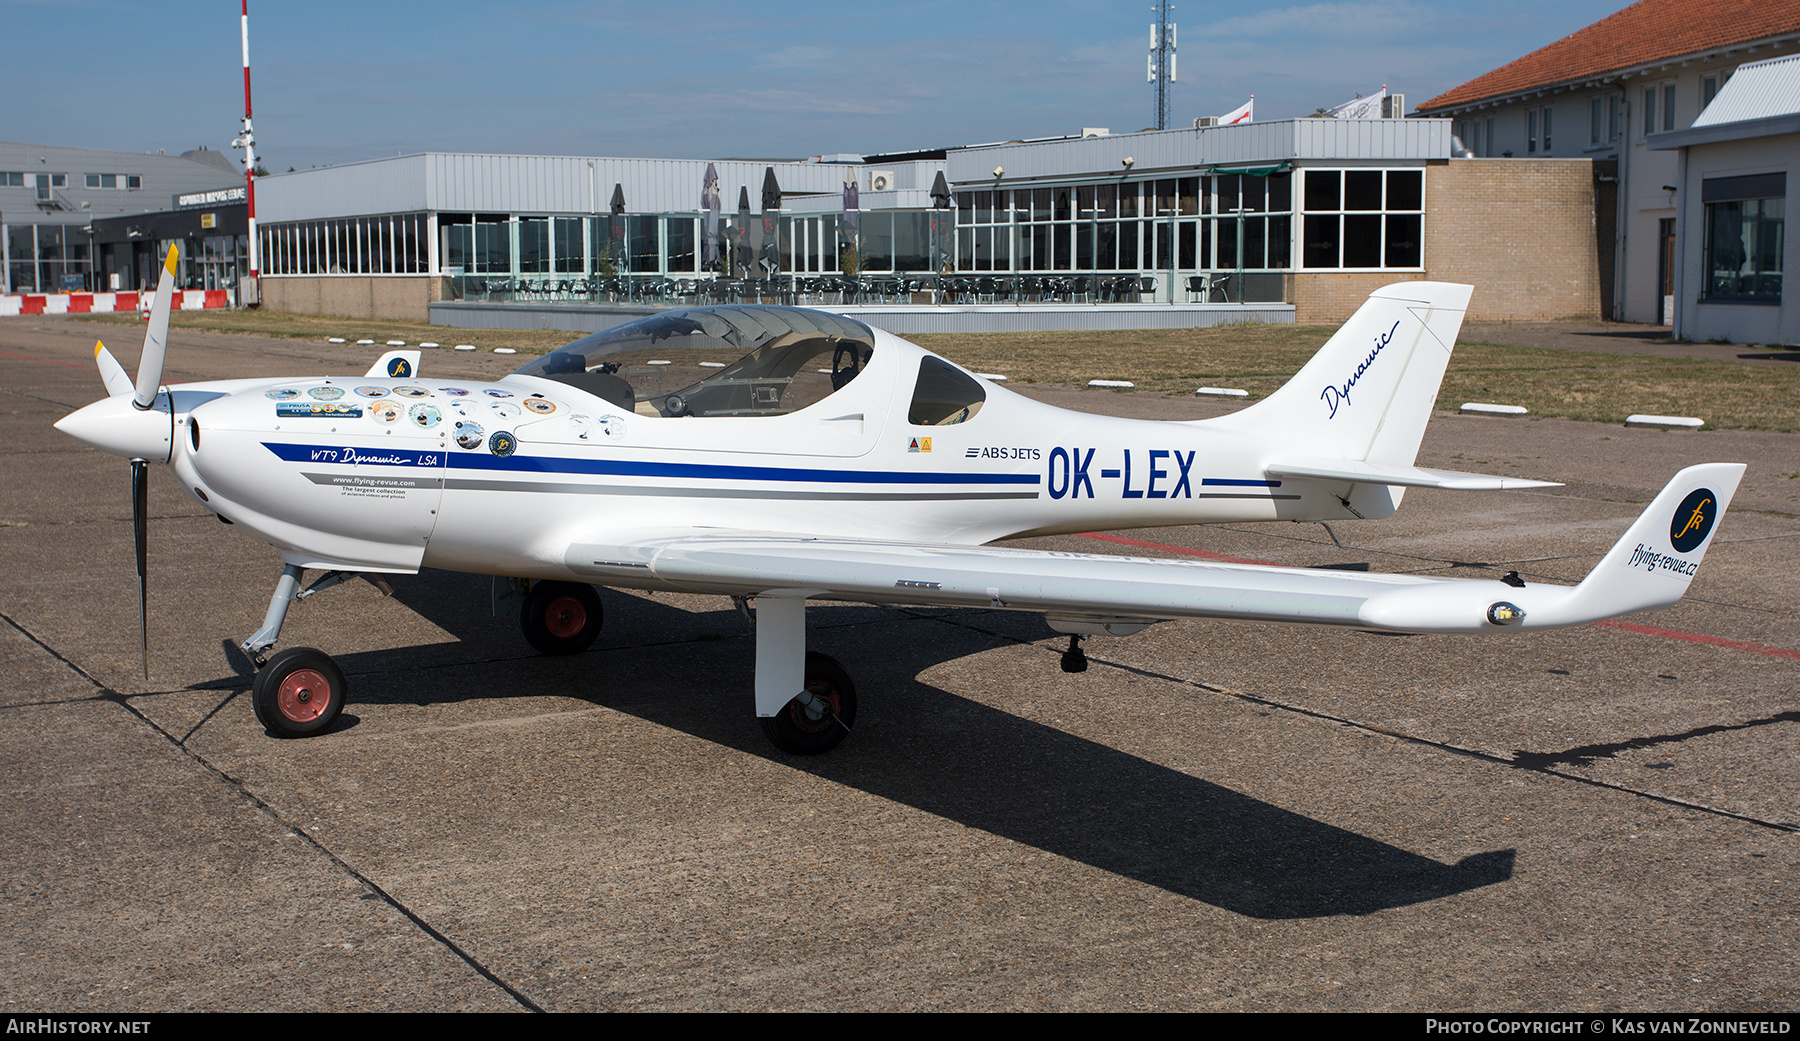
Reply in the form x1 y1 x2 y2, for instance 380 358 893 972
94 340 106 358
163 245 178 274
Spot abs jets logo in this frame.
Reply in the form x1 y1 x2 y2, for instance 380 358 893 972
1670 489 1717 552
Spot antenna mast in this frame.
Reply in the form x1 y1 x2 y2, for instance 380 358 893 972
234 1 260 300
1147 0 1176 130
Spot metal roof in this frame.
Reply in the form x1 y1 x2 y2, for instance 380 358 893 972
0 141 242 226
1651 52 1800 146
255 153 901 222
944 120 1450 185
1694 52 1800 124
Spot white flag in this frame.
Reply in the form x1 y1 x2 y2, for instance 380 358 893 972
1219 97 1254 125
1326 87 1387 120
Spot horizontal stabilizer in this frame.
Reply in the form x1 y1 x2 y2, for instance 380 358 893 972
1266 458 1561 491
365 350 421 380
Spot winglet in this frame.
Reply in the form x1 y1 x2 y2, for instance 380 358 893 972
1554 462 1745 624
94 341 134 397
1357 464 1745 632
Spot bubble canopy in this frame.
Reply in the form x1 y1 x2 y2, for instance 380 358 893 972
513 306 878 419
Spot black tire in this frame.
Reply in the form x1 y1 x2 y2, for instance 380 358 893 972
759 651 857 755
520 581 603 655
252 647 347 739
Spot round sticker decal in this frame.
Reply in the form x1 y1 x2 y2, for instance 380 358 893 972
370 400 403 425
439 386 469 397
523 398 556 415
455 419 485 449
488 430 516 457
1669 489 1718 553
484 389 514 398
265 388 300 400
408 403 441 428
386 358 412 378
307 386 344 400
354 386 389 398
393 386 429 398
488 401 521 418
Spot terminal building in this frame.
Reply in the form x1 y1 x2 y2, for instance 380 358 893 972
247 120 1608 328
1 141 244 294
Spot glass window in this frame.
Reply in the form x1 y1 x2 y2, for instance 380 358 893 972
1301 168 1425 269
1704 174 1785 302
909 356 986 426
518 307 877 419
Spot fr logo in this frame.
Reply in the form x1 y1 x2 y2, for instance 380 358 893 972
1669 489 1716 553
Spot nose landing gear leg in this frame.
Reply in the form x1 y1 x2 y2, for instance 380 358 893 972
240 564 349 738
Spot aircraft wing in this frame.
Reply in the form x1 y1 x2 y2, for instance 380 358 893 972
566 463 1743 635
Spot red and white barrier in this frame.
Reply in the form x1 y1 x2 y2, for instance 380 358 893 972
1 289 231 317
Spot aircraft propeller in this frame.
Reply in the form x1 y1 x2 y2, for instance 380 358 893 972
89 245 178 680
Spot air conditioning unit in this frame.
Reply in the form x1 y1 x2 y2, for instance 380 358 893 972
868 170 896 191
1383 93 1407 118
1193 116 1219 128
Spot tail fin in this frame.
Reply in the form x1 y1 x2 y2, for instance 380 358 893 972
366 349 421 379
1208 281 1471 466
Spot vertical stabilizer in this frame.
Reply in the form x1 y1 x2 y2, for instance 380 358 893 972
1207 282 1471 466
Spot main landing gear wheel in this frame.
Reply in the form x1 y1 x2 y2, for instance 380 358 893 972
761 651 858 756
252 647 347 739
520 581 603 655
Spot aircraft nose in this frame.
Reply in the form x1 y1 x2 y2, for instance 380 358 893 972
55 394 173 463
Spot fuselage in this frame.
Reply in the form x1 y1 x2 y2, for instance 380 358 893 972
65 326 1371 587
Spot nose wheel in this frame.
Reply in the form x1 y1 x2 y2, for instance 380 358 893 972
252 647 347 738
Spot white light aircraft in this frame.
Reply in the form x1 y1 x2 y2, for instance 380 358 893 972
57 247 1743 754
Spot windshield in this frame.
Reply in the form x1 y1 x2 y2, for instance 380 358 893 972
514 306 876 418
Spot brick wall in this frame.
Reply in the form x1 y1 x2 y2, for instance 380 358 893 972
260 276 442 321
1292 158 1601 323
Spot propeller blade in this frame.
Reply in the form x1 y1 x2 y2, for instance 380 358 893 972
94 341 134 398
132 245 179 410
131 458 149 681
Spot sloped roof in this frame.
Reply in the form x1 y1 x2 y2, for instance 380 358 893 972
1691 51 1800 123
1418 0 1800 112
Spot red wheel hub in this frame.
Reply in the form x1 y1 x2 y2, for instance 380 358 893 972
543 596 587 639
277 669 333 724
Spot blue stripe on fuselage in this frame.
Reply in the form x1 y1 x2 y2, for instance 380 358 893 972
265 441 1039 486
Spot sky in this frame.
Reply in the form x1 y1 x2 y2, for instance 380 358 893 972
6 0 1634 171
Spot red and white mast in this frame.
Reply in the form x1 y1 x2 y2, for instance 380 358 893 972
234 0 260 293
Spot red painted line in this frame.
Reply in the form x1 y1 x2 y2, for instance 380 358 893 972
1594 619 1800 660
1080 531 1800 660
0 349 90 370
1079 531 1274 566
